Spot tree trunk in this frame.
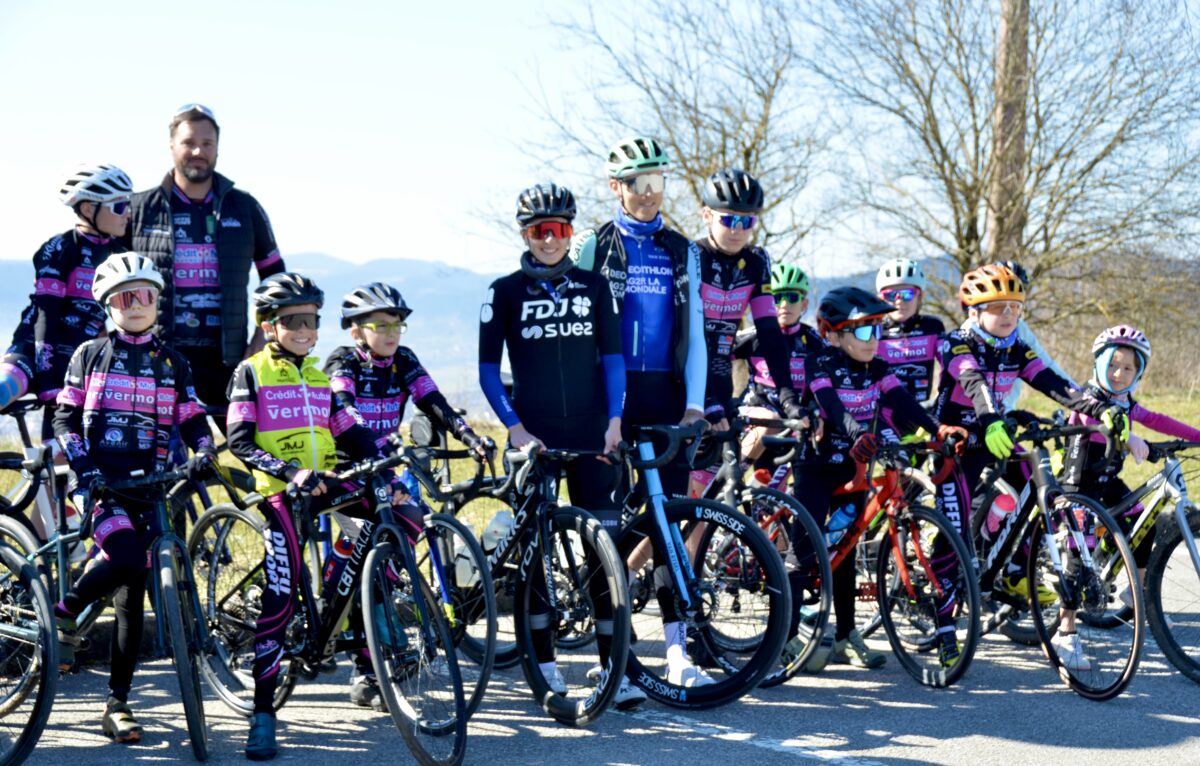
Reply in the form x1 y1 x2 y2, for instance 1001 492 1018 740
987 0 1030 264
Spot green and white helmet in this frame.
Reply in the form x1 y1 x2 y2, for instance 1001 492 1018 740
876 257 927 292
770 263 810 295
605 136 669 179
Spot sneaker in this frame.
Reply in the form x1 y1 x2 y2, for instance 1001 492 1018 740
101 696 143 743
667 660 716 688
1117 585 1134 609
547 666 567 695
1051 632 1092 672
781 635 807 667
246 712 278 761
612 677 647 710
999 574 1058 607
349 674 387 712
937 632 961 668
830 630 887 669
801 635 836 674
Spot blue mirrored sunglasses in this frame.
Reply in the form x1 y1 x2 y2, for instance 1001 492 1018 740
174 103 217 121
845 324 881 342
718 213 757 230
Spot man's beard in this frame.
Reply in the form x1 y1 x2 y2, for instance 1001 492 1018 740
179 162 214 183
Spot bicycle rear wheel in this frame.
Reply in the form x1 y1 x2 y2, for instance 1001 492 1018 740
416 512 496 719
187 504 299 716
1027 496 1143 700
876 504 981 688
617 497 790 709
513 506 630 726
157 540 208 761
0 544 55 766
363 539 467 766
0 453 39 518
1145 507 1200 683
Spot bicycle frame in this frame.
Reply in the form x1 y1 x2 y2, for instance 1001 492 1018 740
1106 447 1200 581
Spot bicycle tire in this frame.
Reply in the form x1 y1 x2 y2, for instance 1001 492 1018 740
1027 496 1143 700
417 512 496 719
876 504 981 687
157 539 208 761
363 539 467 766
1144 507 1200 683
715 487 831 688
167 467 255 539
0 452 39 518
187 504 299 716
617 497 789 709
0 517 49 595
513 506 630 726
0 544 56 766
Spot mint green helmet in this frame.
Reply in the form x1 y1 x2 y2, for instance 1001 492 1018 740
771 262 811 295
606 136 669 179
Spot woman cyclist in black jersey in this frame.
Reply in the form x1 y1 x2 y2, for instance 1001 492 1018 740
478 183 645 709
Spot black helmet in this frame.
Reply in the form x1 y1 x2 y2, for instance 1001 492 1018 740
701 168 764 213
253 272 325 322
516 183 577 225
341 282 412 328
817 286 894 337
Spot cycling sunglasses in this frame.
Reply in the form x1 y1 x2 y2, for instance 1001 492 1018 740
880 286 920 302
621 173 666 195
981 300 1023 316
524 221 573 240
358 320 406 335
717 213 757 231
843 324 882 342
174 102 217 121
102 199 131 216
773 291 806 306
107 286 158 310
271 313 320 331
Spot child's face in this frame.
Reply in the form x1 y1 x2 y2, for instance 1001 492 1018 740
703 207 755 254
106 280 158 334
1106 347 1141 393
262 303 320 356
774 291 807 328
350 310 405 357
970 300 1022 338
827 324 880 363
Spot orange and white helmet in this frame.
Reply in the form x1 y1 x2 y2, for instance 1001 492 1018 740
959 263 1025 308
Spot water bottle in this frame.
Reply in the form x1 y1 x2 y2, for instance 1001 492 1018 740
398 468 422 503
321 533 356 591
479 510 514 555
453 540 480 588
984 493 1017 539
825 503 857 548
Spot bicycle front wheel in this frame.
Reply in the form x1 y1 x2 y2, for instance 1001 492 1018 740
1145 507 1200 683
363 539 467 766
877 504 981 688
157 540 208 761
1027 496 1143 700
513 506 630 726
617 497 790 709
0 544 56 766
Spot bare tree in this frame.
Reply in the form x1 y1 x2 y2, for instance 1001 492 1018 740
803 0 1200 324
988 0 1030 264
529 0 828 260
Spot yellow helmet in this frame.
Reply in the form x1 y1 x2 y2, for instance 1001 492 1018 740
959 263 1025 307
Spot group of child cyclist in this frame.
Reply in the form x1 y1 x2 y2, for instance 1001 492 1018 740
2 131 1198 762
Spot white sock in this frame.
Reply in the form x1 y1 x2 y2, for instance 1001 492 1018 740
538 661 558 679
664 621 686 666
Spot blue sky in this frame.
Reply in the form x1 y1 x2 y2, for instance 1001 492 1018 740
0 0 594 274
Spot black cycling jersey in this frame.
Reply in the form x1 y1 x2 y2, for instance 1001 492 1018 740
693 239 795 419
479 264 622 430
6 229 121 401
734 322 826 410
878 314 945 403
53 331 214 487
323 344 469 446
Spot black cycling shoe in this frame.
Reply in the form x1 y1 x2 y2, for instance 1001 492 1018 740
246 712 277 761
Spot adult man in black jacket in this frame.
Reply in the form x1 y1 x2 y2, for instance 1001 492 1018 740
123 104 286 421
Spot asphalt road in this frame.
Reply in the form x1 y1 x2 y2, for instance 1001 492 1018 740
18 628 1200 766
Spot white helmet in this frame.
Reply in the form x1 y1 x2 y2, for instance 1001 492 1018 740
91 253 164 304
876 257 927 292
59 163 134 207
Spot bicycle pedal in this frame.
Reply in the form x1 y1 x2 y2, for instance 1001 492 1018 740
315 657 339 675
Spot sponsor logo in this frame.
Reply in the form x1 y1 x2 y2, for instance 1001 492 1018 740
102 428 124 445
520 299 570 322
939 481 963 534
637 671 681 700
264 530 292 596
480 288 495 323
173 214 192 226
570 295 591 317
521 325 543 339
220 217 242 227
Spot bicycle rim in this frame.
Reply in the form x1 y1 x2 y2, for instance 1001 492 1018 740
158 541 208 760
1145 509 1200 683
0 545 55 766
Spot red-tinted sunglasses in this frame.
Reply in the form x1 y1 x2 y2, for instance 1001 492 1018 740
107 286 158 310
524 221 573 240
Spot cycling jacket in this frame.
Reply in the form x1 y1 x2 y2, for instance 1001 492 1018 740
227 344 379 495
878 314 945 403
734 322 826 409
53 331 213 485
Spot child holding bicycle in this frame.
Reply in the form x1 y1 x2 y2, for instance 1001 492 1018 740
875 258 944 404
932 264 1125 667
227 272 410 760
52 254 217 744
794 286 966 671
1060 326 1200 605
323 281 489 709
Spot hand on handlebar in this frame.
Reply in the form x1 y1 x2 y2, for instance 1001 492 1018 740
1125 432 1149 464
184 447 219 482
288 468 333 497
679 408 709 429
460 428 494 462
984 419 1015 460
507 423 542 451
849 432 879 463
1101 407 1129 443
936 425 970 456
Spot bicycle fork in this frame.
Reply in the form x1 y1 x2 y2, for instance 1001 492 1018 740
637 440 695 609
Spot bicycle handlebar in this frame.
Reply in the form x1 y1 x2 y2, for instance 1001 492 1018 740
1146 440 1200 463
624 421 709 469
1005 410 1119 466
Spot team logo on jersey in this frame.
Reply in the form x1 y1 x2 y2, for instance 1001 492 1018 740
521 325 544 339
570 296 591 317
480 288 495 323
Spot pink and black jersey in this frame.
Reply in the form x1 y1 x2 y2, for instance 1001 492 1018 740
734 322 825 411
694 240 796 418
878 314 945 403
324 344 469 449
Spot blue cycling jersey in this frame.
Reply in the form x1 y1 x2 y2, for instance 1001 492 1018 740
614 208 674 373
